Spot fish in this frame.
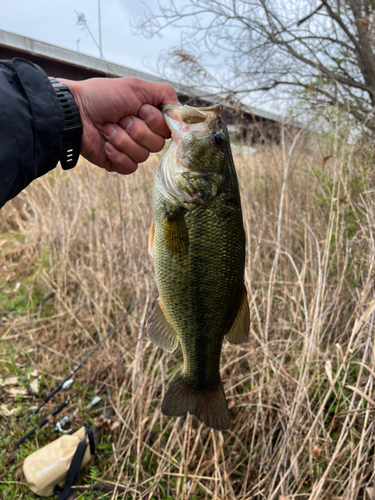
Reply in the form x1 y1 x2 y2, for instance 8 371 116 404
147 103 250 431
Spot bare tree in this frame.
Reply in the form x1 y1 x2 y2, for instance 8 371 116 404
133 0 375 128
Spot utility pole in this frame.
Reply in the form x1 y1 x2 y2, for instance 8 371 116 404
98 0 103 59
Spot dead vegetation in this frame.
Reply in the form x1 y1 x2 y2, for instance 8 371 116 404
1 127 375 499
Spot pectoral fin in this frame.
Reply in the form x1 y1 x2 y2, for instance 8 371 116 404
148 219 155 257
147 300 179 353
225 287 250 345
165 211 189 259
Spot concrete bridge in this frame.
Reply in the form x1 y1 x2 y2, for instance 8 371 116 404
0 29 299 142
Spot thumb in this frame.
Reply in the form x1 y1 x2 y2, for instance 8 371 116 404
129 79 179 108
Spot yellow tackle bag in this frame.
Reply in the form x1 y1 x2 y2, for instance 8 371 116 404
23 424 94 498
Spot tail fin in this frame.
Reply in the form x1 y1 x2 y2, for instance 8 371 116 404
161 375 229 431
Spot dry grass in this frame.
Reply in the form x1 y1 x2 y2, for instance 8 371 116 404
1 128 375 499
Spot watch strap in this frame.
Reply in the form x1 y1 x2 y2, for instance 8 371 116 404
48 77 82 169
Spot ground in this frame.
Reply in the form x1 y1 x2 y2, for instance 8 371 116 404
1 134 375 499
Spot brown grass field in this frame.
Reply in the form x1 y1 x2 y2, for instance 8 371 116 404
1 128 375 499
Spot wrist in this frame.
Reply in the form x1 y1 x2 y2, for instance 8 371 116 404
48 77 83 169
56 78 81 99
55 79 91 159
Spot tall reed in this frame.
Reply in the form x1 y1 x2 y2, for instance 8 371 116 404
2 125 375 499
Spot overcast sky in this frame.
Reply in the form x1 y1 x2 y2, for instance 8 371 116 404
0 0 285 114
0 0 182 76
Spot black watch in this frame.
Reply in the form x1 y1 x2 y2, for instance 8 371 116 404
48 77 83 170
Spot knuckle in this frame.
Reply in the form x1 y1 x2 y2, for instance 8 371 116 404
164 84 177 101
163 82 174 92
108 131 127 151
127 122 143 142
118 133 131 151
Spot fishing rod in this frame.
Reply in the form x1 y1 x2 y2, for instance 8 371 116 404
15 334 144 447
27 292 149 421
16 291 151 446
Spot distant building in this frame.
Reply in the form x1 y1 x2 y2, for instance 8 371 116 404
0 29 300 141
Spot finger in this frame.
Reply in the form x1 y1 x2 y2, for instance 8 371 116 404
137 105 171 139
103 123 150 164
118 115 166 152
104 142 138 175
133 80 179 108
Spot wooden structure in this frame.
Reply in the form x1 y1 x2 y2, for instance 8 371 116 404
0 29 301 141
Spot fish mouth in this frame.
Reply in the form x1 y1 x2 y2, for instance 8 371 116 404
160 104 224 208
162 104 221 134
162 104 222 174
162 104 221 121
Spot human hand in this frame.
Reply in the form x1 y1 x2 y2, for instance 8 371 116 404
57 77 178 174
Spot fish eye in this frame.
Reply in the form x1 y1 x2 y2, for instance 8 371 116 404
212 132 225 146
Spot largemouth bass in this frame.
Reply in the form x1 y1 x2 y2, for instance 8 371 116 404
148 104 250 431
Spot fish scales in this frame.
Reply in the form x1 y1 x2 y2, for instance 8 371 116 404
153 172 245 385
148 104 250 431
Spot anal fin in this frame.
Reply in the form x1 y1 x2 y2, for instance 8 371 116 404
162 375 229 431
146 300 179 353
225 286 250 345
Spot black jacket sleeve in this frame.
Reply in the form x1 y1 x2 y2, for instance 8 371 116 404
0 58 64 209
